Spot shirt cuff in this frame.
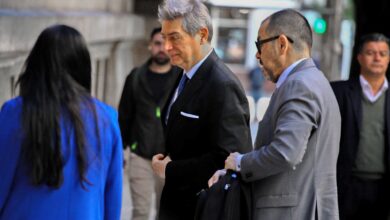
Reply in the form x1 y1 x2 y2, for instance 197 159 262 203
235 154 243 172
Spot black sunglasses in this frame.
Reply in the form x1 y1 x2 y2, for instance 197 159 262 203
255 35 294 54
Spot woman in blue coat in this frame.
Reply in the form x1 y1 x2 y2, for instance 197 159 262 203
0 24 123 220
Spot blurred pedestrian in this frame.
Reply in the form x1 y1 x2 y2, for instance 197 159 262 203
0 24 123 220
209 9 341 220
331 33 390 220
151 0 252 219
248 66 276 101
248 66 264 101
118 27 180 220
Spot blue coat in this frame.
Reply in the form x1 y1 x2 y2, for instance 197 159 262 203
0 97 123 220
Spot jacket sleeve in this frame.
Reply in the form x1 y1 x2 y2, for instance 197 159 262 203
241 80 320 181
118 69 137 149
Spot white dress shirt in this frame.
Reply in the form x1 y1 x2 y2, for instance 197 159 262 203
359 74 388 103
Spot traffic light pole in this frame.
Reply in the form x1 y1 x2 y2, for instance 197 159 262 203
320 0 344 81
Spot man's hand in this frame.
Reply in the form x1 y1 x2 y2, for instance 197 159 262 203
224 152 241 170
208 169 227 187
152 154 171 179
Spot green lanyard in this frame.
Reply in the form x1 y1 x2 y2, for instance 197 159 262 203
156 107 161 118
131 142 137 150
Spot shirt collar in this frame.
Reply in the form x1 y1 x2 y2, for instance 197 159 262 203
276 58 307 88
183 49 213 79
359 74 388 102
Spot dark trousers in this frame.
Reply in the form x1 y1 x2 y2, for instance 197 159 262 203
158 189 197 220
339 176 389 220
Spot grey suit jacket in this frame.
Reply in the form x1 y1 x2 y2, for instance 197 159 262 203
241 59 341 220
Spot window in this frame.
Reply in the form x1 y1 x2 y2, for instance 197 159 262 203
212 7 249 64
216 28 246 64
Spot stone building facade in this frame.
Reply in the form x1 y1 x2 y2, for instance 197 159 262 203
0 0 160 107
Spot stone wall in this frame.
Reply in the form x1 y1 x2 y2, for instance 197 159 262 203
0 0 160 107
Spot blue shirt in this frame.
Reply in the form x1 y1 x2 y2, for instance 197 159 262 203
276 58 307 88
0 97 123 220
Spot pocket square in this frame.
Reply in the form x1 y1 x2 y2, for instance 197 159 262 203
180 111 200 119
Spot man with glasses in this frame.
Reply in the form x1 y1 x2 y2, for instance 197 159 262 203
209 9 341 220
332 33 390 220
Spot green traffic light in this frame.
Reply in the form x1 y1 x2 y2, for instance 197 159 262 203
314 18 327 34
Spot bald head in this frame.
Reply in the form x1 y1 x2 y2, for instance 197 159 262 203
263 9 312 54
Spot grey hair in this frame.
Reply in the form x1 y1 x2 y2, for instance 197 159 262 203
158 0 213 42
358 33 390 53
263 9 312 52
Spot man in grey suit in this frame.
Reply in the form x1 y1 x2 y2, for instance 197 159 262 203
209 9 341 220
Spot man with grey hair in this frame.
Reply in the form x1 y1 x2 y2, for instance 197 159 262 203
151 0 252 219
209 9 341 219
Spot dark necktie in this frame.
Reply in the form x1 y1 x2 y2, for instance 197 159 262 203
177 73 189 96
165 73 189 124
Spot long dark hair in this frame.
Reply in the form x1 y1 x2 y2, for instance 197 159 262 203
17 24 95 188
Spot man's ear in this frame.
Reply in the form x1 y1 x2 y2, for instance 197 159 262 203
199 27 209 44
278 35 289 54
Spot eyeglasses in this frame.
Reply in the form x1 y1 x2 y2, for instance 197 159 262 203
255 35 294 54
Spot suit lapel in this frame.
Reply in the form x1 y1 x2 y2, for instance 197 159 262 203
349 79 362 131
167 78 203 128
166 50 218 132
161 71 182 130
159 67 182 107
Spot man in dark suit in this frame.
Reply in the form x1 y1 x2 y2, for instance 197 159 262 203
151 0 252 219
331 33 390 220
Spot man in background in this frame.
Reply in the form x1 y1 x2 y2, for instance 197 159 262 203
332 33 390 220
118 27 180 220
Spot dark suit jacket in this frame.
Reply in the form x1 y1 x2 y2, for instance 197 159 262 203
331 78 390 207
159 50 252 219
